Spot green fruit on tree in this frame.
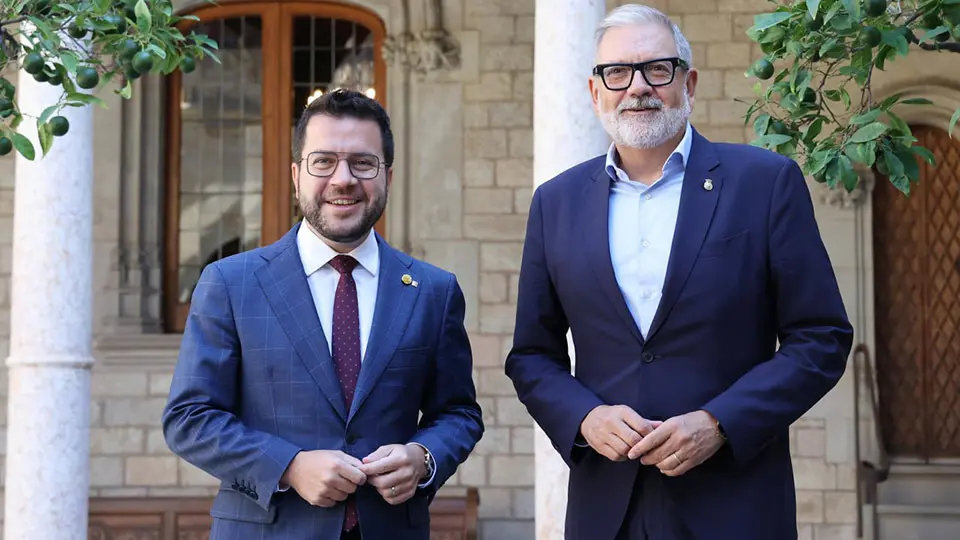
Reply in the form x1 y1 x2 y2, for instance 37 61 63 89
33 70 50 83
49 116 70 137
0 137 11 156
770 120 788 134
48 71 63 85
103 14 127 34
131 51 154 74
119 39 140 60
180 56 197 73
802 87 817 104
0 108 13 118
23 53 44 75
67 24 87 39
864 0 887 18
0 98 11 113
862 26 882 47
753 58 774 80
805 15 823 31
76 67 100 90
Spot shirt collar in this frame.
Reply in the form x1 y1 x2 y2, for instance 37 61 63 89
605 121 693 183
296 220 380 278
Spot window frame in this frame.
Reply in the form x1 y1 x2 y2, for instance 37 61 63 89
163 0 388 333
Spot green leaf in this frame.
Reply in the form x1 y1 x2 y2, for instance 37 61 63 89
851 109 881 125
804 117 824 142
38 122 53 157
752 11 794 31
842 0 861 21
901 98 933 105
753 134 794 147
839 155 859 191
758 25 786 44
65 93 100 105
60 51 79 74
881 92 905 109
850 122 888 143
844 141 876 167
38 104 59 126
840 87 851 109
119 81 132 99
819 40 846 58
918 26 950 43
146 43 167 60
754 114 771 137
883 148 905 177
912 146 936 166
946 0 960 5
949 107 960 138
135 0 153 33
12 133 35 161
887 111 910 136
807 0 822 20
894 144 920 181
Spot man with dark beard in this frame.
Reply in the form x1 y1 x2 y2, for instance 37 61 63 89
505 4 852 540
163 89 483 540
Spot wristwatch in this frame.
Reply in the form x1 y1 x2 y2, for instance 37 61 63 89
410 442 435 481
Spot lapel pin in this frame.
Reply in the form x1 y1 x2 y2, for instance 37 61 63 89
703 179 714 191
401 274 413 285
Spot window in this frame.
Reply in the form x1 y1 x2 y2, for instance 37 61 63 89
164 1 387 332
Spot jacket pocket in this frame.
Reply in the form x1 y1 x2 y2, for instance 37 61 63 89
699 231 748 259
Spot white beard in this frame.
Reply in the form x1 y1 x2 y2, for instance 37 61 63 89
600 91 691 149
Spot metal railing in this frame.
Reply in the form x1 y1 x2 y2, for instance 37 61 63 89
852 343 890 540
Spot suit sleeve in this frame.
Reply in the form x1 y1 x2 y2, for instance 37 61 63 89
408 274 484 499
701 159 854 466
505 188 606 466
161 262 302 511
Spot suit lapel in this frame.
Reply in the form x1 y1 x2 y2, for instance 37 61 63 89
254 225 347 421
582 167 646 347
645 131 722 341
347 236 420 422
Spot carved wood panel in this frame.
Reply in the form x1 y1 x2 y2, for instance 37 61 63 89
873 125 960 459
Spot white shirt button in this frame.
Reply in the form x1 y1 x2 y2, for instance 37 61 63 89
641 239 650 248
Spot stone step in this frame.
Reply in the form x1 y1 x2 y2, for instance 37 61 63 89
862 504 960 540
877 463 960 506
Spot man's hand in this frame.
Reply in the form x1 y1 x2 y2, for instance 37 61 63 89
280 450 366 507
359 444 427 505
579 405 660 462
627 410 725 476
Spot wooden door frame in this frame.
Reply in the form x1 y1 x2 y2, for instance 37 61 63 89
163 0 387 333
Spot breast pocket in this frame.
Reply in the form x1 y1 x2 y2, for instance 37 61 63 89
699 231 748 259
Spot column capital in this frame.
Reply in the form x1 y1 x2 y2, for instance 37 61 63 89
811 166 875 210
383 0 459 75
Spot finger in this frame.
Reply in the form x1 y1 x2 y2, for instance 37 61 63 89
654 449 685 471
613 420 644 449
363 445 395 464
620 409 656 438
642 437 682 466
600 443 628 462
339 452 366 469
604 433 632 458
368 469 406 490
312 496 337 508
628 421 673 459
361 453 404 477
321 484 350 502
336 461 367 485
662 457 695 477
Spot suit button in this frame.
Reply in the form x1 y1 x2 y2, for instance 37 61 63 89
641 352 655 363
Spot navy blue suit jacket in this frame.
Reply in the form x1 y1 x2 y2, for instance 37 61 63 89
162 224 483 540
505 129 853 540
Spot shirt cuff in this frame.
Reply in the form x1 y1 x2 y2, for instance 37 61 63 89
409 442 437 488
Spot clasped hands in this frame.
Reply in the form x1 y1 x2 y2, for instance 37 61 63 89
579 404 725 476
281 443 427 508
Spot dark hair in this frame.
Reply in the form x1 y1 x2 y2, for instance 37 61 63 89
292 88 394 168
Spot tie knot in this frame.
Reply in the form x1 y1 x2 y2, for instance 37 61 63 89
329 255 358 275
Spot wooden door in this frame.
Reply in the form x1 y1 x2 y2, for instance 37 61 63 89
873 125 960 460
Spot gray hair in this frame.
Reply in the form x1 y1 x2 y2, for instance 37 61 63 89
595 4 694 68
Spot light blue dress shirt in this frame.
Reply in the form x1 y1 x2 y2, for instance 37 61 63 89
605 122 693 339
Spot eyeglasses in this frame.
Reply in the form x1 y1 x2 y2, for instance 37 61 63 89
298 151 386 180
593 57 689 91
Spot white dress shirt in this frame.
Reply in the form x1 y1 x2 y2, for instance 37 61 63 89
296 222 380 360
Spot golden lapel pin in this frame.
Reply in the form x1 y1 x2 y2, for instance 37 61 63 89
703 179 714 191
401 274 413 285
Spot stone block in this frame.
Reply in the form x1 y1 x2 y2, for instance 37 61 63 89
103 398 167 427
90 456 124 487
471 333 506 367
512 488 534 519
443 0 464 30
478 366 518 397
458 454 487 486
826 418 854 464
489 102 532 128
513 187 532 215
475 426 511 455
496 158 534 187
91 427 145 455
465 159 496 187
796 428 826 458
489 455 534 486
477 487 512 518
479 303 521 333
465 72 513 102
812 524 856 540
496 396 530 426
126 456 178 486
468 16 516 44
824 491 856 524
724 68 757 98
516 16 534 43
793 457 836 490
690 101 710 124
465 215 527 241
508 273 520 303
482 45 534 71
480 519 535 540
708 98 751 126
465 188 514 215
465 0 534 16
733 13 758 42
668 0 717 14
795 490 824 524
719 0 777 13
92 373 148 397
481 242 524 272
480 272 509 303
148 373 173 396
508 128 533 158
420 241 479 332
707 43 751 68
97 487 148 496
179 459 219 486
465 129 508 159
478 397 497 425
798 524 814 540
413 84 464 239
464 104 489 128
680 14 732 43
146 428 168 454
513 72 534 101
512 426 533 454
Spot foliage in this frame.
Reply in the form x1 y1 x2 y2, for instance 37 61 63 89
744 0 960 195
0 0 219 160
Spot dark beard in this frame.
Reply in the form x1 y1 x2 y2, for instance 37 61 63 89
300 188 387 244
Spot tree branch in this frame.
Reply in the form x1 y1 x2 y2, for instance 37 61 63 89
0 17 26 28
916 40 960 53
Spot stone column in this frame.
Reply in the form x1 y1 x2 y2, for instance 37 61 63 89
533 1 609 538
4 30 94 540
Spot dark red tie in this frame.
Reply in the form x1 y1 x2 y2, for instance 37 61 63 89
329 255 361 532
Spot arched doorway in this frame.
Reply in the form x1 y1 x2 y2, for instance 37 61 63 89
873 125 960 460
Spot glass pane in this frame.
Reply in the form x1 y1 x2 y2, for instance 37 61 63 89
290 16 379 227
178 15 263 302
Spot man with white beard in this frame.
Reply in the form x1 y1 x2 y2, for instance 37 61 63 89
504 4 853 540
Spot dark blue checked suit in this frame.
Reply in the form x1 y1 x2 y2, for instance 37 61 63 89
162 223 483 540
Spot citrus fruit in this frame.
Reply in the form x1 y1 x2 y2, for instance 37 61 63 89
0 137 11 156
67 24 87 39
47 71 63 85
770 120 788 134
805 15 823 31
76 67 100 90
862 26 882 47
180 56 196 73
802 87 817 103
119 39 139 60
103 14 127 34
49 116 69 137
753 58 774 80
131 50 154 74
865 0 887 18
23 53 44 75
33 70 50 82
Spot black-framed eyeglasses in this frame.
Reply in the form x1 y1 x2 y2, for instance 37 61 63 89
298 151 386 180
593 57 689 90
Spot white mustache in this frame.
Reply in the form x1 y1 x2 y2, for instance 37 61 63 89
618 97 664 113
